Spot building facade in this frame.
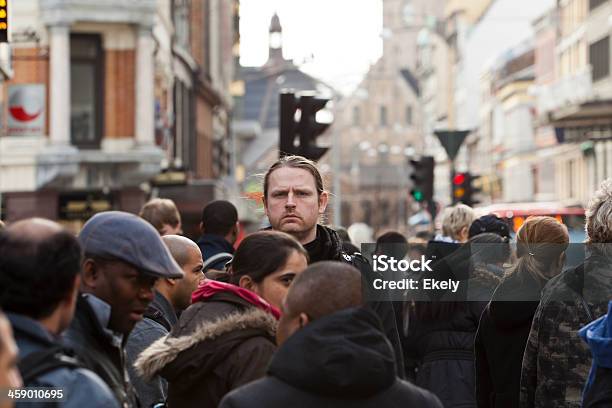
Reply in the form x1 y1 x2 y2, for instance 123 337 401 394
2 0 237 234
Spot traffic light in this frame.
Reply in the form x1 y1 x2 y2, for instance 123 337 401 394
409 156 434 203
279 92 331 161
0 0 8 43
452 172 481 206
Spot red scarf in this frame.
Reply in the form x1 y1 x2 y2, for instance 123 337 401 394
191 279 281 320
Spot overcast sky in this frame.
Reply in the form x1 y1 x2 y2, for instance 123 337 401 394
239 0 383 95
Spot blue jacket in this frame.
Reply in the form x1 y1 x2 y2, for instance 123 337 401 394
579 300 612 407
196 234 234 271
8 312 120 408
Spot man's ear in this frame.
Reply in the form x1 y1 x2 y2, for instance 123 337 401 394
199 221 205 234
165 278 177 287
318 191 329 214
81 258 99 289
298 312 310 329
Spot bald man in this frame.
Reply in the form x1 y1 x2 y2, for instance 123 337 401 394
0 219 119 407
126 235 204 408
220 261 443 408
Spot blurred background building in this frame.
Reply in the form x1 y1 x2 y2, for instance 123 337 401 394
1 0 238 237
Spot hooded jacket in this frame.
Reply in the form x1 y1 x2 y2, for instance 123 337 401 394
298 224 405 378
135 280 277 408
219 307 443 408
580 300 612 407
475 269 543 408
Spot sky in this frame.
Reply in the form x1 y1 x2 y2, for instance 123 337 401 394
239 0 383 95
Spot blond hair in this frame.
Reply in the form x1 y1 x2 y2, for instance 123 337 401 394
138 198 181 235
441 204 475 241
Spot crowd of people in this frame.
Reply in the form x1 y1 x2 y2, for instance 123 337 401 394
0 155 611 408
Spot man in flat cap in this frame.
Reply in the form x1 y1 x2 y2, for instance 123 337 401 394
63 211 184 408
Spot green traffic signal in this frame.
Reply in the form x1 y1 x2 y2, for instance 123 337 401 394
412 190 424 202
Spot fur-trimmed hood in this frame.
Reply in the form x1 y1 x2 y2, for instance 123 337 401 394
135 307 277 381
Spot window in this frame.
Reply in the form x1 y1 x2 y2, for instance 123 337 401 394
173 0 191 50
590 36 610 81
353 106 360 126
173 81 195 169
405 105 413 125
380 106 387 127
589 0 607 11
70 34 103 149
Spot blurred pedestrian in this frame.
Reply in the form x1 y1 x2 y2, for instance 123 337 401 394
63 211 183 407
579 300 612 407
135 230 308 408
0 219 119 407
219 261 443 408
126 235 204 408
335 226 360 254
468 214 510 241
139 198 183 236
196 200 239 274
520 179 612 407
426 204 475 262
466 233 511 301
0 311 21 408
262 155 405 377
476 216 568 408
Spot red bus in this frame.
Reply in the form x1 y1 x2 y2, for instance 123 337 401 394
474 202 586 243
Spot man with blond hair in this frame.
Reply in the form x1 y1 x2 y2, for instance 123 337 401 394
139 198 183 236
521 179 612 408
426 203 475 262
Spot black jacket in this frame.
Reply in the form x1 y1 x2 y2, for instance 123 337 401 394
197 233 235 271
63 294 138 408
219 307 443 408
404 244 491 408
475 270 543 408
302 224 405 378
135 291 277 408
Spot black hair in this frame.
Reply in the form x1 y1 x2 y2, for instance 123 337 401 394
0 229 82 319
229 231 308 285
375 231 408 260
201 200 238 236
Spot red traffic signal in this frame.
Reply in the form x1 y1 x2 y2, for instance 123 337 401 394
453 173 466 185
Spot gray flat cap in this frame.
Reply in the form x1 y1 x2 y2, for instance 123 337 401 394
78 211 184 279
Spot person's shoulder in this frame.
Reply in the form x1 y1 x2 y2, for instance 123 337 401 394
218 376 288 408
540 263 584 304
34 367 120 407
392 379 444 407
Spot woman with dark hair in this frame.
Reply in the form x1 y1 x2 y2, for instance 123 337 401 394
135 231 309 408
475 216 568 408
403 233 510 407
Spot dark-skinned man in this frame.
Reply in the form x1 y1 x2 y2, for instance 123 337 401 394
63 211 183 408
126 235 204 408
220 262 442 408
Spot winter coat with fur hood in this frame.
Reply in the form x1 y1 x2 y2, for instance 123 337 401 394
135 281 278 408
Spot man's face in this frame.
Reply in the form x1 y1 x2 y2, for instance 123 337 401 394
173 246 204 311
264 167 328 243
91 260 157 335
0 316 21 408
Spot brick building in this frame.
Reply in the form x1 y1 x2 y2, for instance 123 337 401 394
1 0 237 234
